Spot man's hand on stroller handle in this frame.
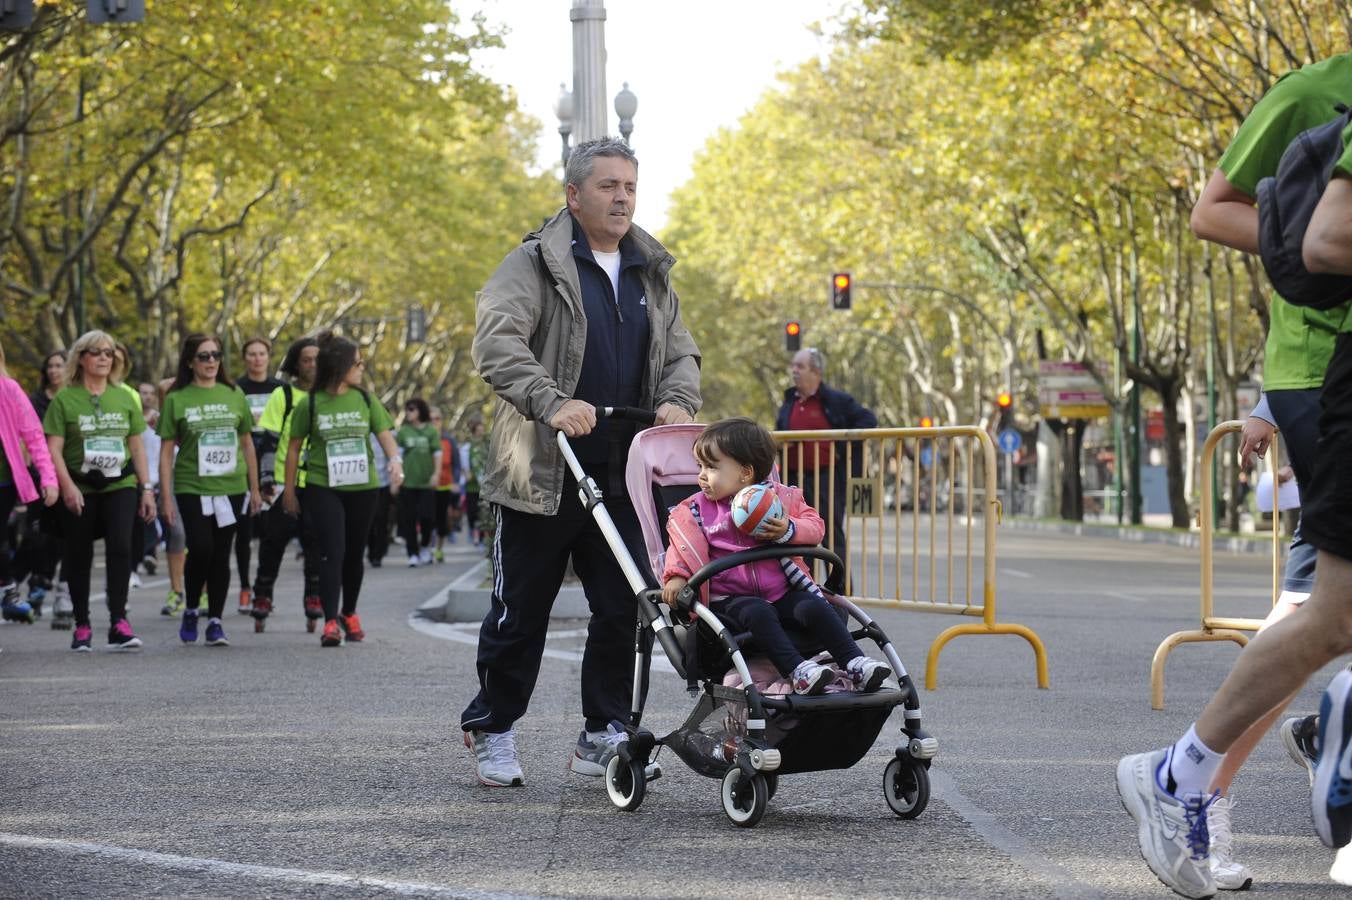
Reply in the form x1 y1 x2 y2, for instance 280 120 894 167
549 400 597 437
654 403 693 426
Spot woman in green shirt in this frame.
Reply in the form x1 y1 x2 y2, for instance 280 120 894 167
283 332 401 647
159 333 261 648
396 397 442 566
43 330 156 652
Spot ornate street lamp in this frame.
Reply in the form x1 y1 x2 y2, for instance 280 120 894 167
554 83 574 165
614 82 637 144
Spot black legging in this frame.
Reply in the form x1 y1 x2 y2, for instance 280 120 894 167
303 485 377 621
176 493 244 619
0 484 16 585
253 490 319 601
60 488 138 627
711 590 865 678
235 509 253 589
397 487 436 557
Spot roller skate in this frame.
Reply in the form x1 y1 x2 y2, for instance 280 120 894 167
49 583 73 630
27 576 49 619
251 595 273 633
1 584 36 623
303 594 322 633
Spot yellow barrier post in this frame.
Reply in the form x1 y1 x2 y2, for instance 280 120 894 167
773 425 1049 690
1148 420 1283 709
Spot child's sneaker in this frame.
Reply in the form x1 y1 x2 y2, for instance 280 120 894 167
70 624 93 652
791 659 833 695
320 619 343 647
1313 669 1352 848
179 609 199 643
204 619 229 647
161 589 184 616
845 656 892 692
340 613 364 642
107 618 143 651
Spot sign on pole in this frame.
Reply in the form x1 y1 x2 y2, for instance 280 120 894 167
1038 361 1110 419
997 429 1022 454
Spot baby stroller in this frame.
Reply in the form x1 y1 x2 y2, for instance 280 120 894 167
562 409 938 828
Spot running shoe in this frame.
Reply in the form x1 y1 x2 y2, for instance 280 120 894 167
419 548 433 565
569 722 626 776
320 619 342 647
1313 669 1352 849
237 588 252 615
161 589 184 616
791 659 833 695
141 555 157 576
204 619 229 647
339 613 364 642
1206 795 1252 891
179 609 199 644
70 624 93 652
406 555 420 568
845 655 893 692
465 729 524 786
128 571 142 591
107 619 143 652
1116 748 1216 899
433 547 444 563
1281 714 1319 786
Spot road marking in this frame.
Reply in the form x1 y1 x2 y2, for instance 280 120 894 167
928 771 1098 900
408 615 676 674
1000 568 1033 579
0 832 535 898
1105 590 1148 603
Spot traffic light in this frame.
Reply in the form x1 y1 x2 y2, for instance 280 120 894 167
996 390 1012 410
919 416 933 429
831 272 852 310
785 320 802 352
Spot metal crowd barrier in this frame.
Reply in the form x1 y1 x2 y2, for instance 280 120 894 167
771 425 1049 690
1149 420 1284 709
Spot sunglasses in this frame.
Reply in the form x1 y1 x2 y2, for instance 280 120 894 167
195 351 223 362
82 348 115 359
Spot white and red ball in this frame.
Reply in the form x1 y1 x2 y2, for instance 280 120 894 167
731 483 784 537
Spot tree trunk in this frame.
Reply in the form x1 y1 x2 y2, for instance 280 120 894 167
1058 420 1086 521
1159 381 1191 528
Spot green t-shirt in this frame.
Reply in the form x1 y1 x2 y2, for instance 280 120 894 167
1219 52 1352 386
258 384 307 488
158 383 252 496
290 389 394 491
397 423 440 488
43 384 146 494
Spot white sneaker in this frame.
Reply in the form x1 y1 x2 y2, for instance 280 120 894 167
1330 843 1352 885
791 659 833 695
1206 795 1253 891
1115 749 1216 899
570 722 627 776
406 556 420 568
129 572 143 590
845 655 893 692
464 729 524 787
419 548 434 565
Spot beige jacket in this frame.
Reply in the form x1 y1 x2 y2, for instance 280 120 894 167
473 208 702 515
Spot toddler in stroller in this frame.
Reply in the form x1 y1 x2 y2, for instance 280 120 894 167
570 408 937 828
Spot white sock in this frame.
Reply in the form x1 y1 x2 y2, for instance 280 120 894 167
1160 724 1223 798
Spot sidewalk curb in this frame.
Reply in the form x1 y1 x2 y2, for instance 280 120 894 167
1003 518 1281 556
418 559 590 623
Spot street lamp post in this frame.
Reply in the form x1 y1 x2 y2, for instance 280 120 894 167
553 84 574 166
614 82 637 144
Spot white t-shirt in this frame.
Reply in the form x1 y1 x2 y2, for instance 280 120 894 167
593 249 622 301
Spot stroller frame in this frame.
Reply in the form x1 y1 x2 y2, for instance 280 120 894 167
561 410 939 827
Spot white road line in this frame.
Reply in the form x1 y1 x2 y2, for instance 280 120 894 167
0 832 535 899
407 614 676 674
928 771 1097 900
1105 590 1148 603
1000 568 1033 579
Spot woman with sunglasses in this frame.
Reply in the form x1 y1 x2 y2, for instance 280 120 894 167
159 334 261 648
283 332 401 647
42 331 156 651
396 397 441 567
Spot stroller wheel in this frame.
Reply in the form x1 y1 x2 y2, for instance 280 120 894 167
720 767 768 828
604 752 646 812
883 756 930 819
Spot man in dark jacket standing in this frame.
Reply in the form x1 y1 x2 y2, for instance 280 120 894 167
775 347 876 594
461 137 701 788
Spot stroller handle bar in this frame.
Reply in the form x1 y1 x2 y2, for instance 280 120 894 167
674 545 845 613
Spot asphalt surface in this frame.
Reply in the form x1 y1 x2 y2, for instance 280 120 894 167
1 524 1347 898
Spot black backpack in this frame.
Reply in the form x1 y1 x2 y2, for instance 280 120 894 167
1257 104 1352 310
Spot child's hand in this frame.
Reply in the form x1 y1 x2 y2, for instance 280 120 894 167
662 577 689 608
755 515 788 542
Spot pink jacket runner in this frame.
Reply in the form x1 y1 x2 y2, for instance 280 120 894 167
0 376 57 503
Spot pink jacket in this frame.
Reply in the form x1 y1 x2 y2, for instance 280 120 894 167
663 483 825 605
0 376 56 504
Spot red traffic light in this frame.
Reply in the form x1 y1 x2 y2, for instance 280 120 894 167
919 416 934 429
996 390 1012 409
785 321 801 336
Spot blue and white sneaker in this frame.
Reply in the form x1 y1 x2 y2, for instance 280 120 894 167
1116 748 1216 899
179 609 199 644
1313 668 1352 849
570 722 626 776
204 619 229 647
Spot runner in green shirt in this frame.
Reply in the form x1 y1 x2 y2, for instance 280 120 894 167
394 398 442 566
283 332 400 647
42 330 155 652
158 333 261 648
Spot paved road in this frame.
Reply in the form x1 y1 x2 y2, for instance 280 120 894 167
1 526 1345 898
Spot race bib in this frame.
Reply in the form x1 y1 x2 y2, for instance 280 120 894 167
326 437 369 487
81 437 126 477
197 430 238 477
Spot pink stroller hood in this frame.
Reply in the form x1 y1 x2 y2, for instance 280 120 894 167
625 423 707 579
